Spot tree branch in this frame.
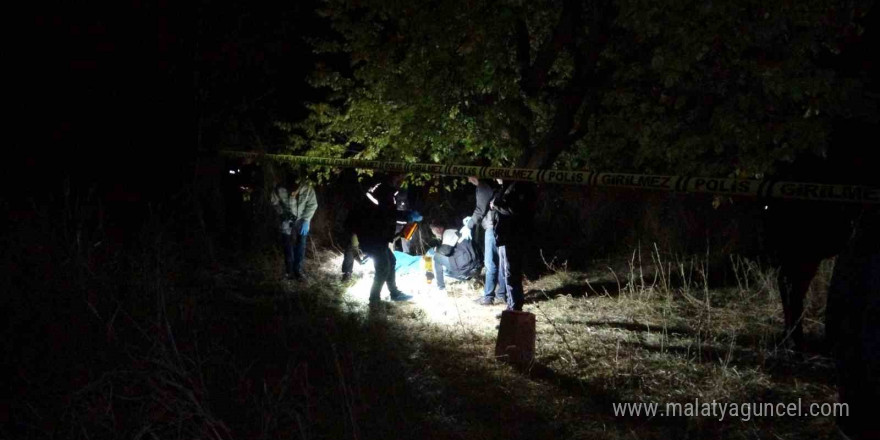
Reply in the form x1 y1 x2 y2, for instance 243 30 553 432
517 0 579 98
515 19 534 94
524 0 615 169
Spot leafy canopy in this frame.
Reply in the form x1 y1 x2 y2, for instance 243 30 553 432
283 0 874 180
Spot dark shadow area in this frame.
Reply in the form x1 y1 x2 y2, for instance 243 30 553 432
522 263 749 308
521 362 695 437
564 319 694 336
523 362 617 407
524 280 622 303
618 340 837 386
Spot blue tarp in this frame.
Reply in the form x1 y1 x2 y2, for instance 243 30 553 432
394 249 473 281
393 251 424 275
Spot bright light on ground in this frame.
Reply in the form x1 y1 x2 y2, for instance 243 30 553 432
322 252 505 328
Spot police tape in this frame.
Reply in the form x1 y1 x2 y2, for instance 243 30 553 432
221 151 878 204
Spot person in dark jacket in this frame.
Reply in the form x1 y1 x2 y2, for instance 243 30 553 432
490 180 537 311
825 208 879 440
429 221 480 292
466 177 506 305
354 174 421 303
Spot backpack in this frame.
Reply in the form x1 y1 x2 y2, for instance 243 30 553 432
450 237 479 278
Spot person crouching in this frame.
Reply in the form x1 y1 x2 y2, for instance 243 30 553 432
429 220 479 293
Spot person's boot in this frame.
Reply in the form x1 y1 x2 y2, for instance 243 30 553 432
388 281 413 301
389 290 413 301
474 296 494 306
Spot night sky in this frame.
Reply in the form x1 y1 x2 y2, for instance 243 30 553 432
10 0 321 201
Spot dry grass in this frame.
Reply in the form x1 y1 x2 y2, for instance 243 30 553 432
6 201 843 440
354 245 843 439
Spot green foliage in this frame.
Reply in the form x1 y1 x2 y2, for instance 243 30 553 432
579 0 875 176
284 0 874 180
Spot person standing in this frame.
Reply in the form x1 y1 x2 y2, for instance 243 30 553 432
341 171 367 283
490 181 536 311
466 177 506 305
357 174 421 303
340 232 366 284
270 175 318 280
825 208 879 440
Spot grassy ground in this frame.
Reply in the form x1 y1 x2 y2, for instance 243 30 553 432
329 248 841 440
5 237 842 439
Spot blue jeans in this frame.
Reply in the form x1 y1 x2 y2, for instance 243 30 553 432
293 231 308 274
282 232 308 275
281 233 294 275
498 244 523 311
433 253 452 289
483 230 506 299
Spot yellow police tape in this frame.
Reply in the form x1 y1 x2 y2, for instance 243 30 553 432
220 151 878 204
